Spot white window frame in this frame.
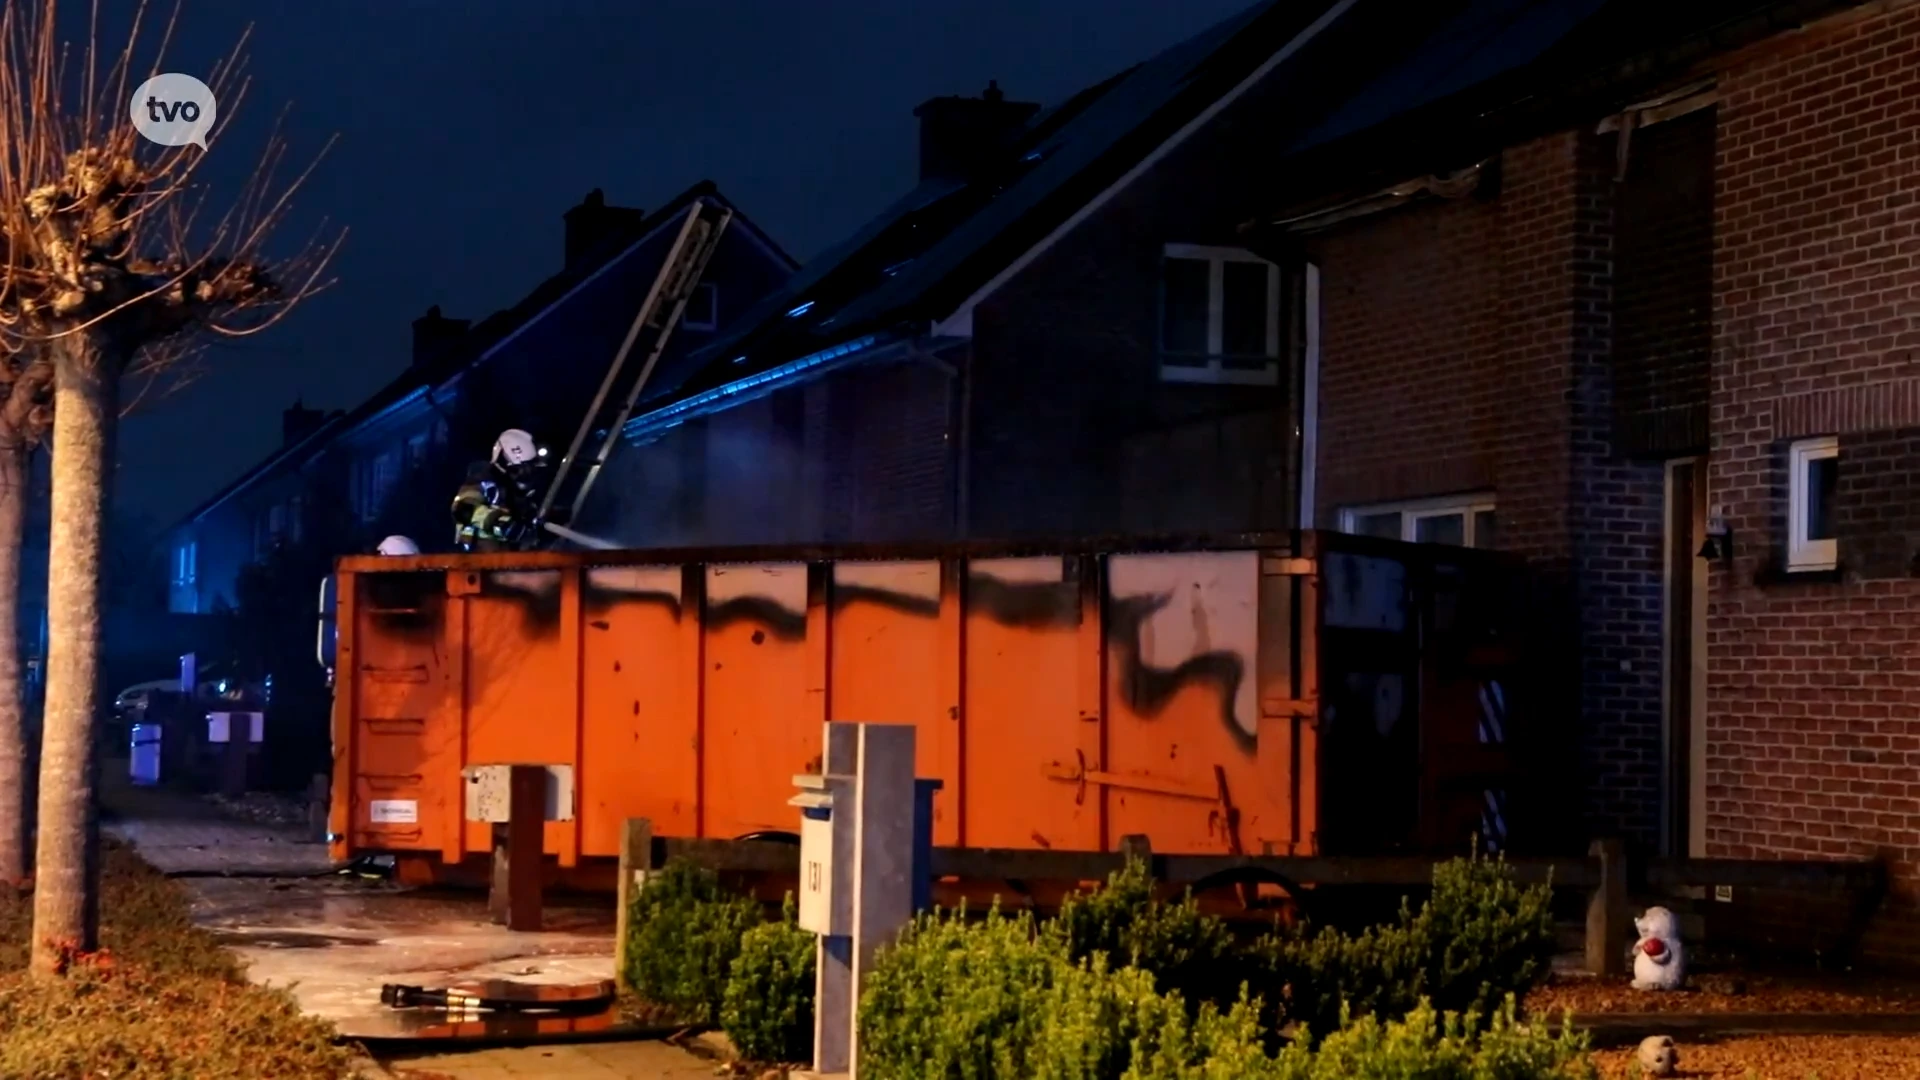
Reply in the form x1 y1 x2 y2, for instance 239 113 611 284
173 541 197 587
1339 494 1497 548
682 282 719 331
1787 436 1838 572
1158 243 1281 387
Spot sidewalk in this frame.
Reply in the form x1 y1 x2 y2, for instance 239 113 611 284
379 1041 720 1080
101 775 721 1078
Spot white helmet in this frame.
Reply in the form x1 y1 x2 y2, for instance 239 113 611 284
376 535 420 556
492 428 541 467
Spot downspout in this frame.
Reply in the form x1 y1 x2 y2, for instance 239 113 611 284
1296 262 1321 531
957 344 972 540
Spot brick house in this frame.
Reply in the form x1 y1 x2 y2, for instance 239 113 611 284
1226 0 1920 961
576 0 1394 548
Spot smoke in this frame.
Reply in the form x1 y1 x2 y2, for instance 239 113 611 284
567 391 815 551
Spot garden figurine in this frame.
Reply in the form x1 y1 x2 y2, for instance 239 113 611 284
1636 1034 1679 1076
1630 905 1686 991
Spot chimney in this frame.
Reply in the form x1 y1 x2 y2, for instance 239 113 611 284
911 80 1040 183
563 188 647 271
282 399 324 447
411 304 470 368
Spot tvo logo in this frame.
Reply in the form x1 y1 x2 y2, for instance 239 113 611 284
129 73 217 149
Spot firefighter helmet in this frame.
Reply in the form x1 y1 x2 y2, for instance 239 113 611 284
491 428 542 467
376 535 421 556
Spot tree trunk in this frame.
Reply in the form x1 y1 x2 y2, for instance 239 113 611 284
30 344 116 976
0 439 27 885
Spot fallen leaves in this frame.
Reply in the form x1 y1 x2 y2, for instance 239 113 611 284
1594 1034 1920 1079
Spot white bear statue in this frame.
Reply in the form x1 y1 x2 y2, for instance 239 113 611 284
1630 905 1686 991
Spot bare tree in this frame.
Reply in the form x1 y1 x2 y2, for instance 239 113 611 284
0 0 338 974
0 353 49 886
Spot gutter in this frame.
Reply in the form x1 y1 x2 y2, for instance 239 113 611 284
620 333 898 445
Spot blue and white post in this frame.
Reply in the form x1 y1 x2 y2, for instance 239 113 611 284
791 722 931 1079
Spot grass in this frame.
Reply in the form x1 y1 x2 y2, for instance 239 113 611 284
0 842 358 1079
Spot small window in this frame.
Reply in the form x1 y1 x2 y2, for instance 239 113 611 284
1158 244 1282 386
405 432 429 472
1340 495 1497 549
172 541 197 586
288 495 304 544
1787 436 1838 572
369 451 399 520
682 282 719 331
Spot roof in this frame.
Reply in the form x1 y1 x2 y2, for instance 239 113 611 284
1244 0 1875 229
632 0 1874 443
179 181 794 527
650 0 1354 411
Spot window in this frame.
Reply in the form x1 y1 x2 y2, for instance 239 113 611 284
1158 244 1283 386
433 416 450 446
369 451 399 520
1787 436 1838 572
288 494 304 544
1340 495 1497 549
172 541 197 587
682 282 719 331
405 432 429 472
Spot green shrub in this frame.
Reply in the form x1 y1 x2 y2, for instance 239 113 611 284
1025 955 1166 1080
1246 918 1424 1044
622 858 762 1024
722 896 816 1064
1306 998 1594 1080
1251 852 1556 1040
1415 850 1557 1020
858 906 1059 1080
1050 859 1239 1011
1126 995 1592 1080
1125 988 1310 1080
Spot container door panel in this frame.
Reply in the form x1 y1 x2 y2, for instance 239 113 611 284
963 557 1096 852
580 566 695 854
703 563 812 839
349 572 451 853
462 569 576 854
829 561 955 842
1105 552 1271 855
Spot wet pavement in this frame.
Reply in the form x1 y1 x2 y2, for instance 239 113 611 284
180 874 623 1035
104 785 717 1076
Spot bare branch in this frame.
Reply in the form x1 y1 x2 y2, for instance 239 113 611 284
0 0 339 396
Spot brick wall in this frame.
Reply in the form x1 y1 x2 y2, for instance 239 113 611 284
1707 1 1920 963
1310 130 1667 846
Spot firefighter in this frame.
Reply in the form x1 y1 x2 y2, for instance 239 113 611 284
451 428 549 551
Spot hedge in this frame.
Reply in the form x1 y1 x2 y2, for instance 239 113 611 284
632 850 1565 1075
855 851 1568 1078
621 858 762 1025
721 896 816 1064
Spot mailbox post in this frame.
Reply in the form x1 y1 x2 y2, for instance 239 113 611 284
791 722 931 1080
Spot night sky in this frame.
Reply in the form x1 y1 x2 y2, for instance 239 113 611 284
114 0 1252 531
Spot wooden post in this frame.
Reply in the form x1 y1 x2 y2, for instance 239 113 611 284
613 818 653 990
1586 837 1628 977
489 765 546 931
220 727 249 796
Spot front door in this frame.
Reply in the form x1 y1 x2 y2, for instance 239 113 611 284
1663 459 1708 857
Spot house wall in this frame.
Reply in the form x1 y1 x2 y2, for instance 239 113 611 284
966 75 1321 538
1305 130 1666 846
1706 1 1920 963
